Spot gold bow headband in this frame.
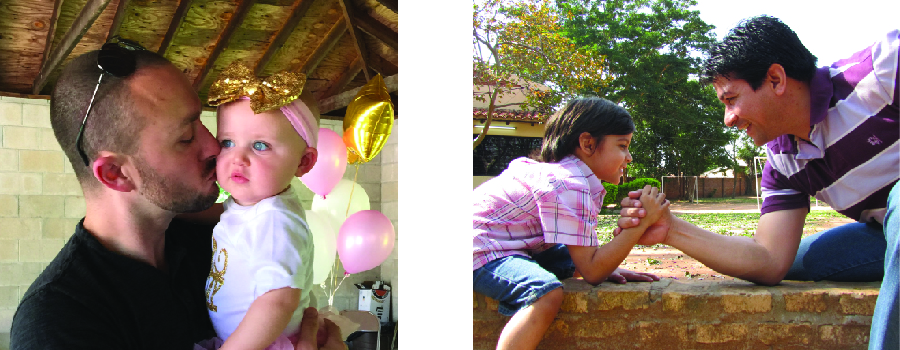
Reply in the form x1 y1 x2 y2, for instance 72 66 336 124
207 61 306 113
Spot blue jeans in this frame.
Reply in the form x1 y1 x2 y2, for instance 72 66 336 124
874 182 899 350
784 221 885 282
784 181 898 349
473 245 575 316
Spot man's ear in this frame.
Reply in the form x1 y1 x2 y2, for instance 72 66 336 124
91 152 137 193
767 63 788 95
295 147 319 177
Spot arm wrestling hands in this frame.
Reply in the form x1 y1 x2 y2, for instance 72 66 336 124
568 185 668 285
612 189 806 285
612 189 672 246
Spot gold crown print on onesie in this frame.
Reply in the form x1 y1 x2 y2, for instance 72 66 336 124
207 61 306 113
205 238 228 312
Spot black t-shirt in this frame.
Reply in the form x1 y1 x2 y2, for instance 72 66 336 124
10 219 216 350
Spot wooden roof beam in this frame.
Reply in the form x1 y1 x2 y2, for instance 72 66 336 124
37 0 65 79
355 12 397 51
319 73 396 114
192 0 256 89
366 51 396 77
106 0 131 40
295 16 346 75
337 0 370 81
158 0 194 56
317 56 362 100
33 0 113 94
254 0 316 76
374 0 397 13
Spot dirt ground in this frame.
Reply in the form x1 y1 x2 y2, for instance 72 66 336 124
617 198 855 281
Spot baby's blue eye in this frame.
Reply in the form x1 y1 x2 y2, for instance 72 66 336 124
253 141 270 151
220 139 234 148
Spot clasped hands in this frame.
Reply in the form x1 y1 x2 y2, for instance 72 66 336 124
612 186 674 246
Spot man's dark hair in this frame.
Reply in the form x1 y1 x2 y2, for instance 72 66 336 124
50 50 171 189
701 15 818 90
540 97 635 163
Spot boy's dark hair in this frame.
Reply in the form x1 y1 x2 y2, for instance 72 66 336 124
51 50 170 188
539 97 634 163
700 15 817 90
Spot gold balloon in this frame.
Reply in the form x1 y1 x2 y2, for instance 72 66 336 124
346 149 360 165
343 74 394 164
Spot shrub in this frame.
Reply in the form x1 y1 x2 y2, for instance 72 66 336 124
602 182 618 208
614 178 662 205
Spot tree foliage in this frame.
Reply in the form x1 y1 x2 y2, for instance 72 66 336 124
473 0 608 148
732 133 766 194
559 0 735 178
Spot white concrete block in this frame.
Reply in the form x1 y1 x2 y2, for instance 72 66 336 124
0 102 21 126
21 105 50 128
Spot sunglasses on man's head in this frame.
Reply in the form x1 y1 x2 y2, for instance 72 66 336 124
75 37 146 166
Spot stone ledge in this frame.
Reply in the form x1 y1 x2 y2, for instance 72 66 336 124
474 279 880 350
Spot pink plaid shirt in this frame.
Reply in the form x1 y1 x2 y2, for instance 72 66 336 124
473 155 606 270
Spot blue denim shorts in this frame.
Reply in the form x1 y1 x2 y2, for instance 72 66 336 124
473 244 576 316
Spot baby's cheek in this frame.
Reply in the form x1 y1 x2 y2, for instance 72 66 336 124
214 161 229 186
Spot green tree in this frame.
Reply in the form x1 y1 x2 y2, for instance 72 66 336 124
559 0 734 179
733 133 766 195
473 0 608 148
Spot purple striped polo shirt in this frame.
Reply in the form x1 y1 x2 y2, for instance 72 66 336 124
473 155 606 270
761 30 899 223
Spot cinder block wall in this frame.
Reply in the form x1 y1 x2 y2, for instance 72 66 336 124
0 96 80 345
474 279 880 350
0 96 399 348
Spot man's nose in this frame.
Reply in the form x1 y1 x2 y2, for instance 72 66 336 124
198 123 221 157
724 111 739 128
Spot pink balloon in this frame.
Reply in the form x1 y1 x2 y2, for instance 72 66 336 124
337 210 395 274
300 128 347 196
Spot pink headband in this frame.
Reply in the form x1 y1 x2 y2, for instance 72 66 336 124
235 96 318 148
280 99 318 148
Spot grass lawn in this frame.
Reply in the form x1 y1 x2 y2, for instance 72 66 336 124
669 196 759 205
595 210 847 247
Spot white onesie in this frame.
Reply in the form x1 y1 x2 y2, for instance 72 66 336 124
205 186 314 340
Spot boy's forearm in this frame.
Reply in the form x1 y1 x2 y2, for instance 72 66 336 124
579 220 652 284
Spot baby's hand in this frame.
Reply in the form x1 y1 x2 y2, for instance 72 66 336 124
638 185 669 223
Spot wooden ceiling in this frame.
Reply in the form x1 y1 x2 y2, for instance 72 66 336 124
0 0 398 118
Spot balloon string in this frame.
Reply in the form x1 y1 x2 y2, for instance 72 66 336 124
326 258 336 306
328 259 340 306
329 269 349 306
344 162 361 218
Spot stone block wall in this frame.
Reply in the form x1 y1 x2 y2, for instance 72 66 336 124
474 279 880 350
0 96 399 348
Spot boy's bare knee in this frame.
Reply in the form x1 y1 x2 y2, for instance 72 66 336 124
539 287 564 310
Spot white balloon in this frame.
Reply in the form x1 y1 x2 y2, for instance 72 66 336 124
312 179 370 230
305 210 337 284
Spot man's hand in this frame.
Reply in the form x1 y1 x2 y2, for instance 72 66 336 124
613 189 674 246
295 307 347 350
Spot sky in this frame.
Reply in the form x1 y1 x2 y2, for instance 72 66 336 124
692 0 900 66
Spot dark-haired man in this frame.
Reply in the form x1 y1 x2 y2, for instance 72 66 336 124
9 45 343 350
617 16 898 349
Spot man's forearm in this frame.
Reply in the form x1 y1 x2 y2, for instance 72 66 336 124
666 216 791 285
